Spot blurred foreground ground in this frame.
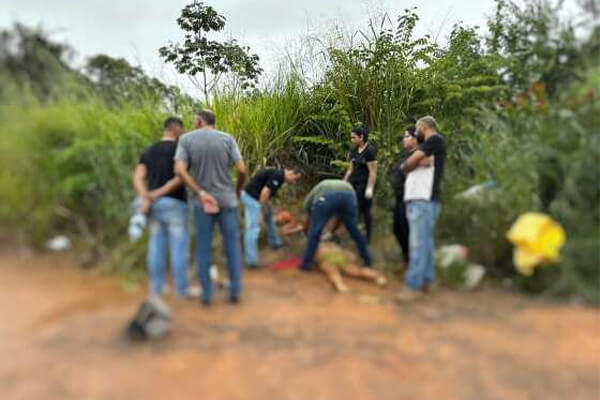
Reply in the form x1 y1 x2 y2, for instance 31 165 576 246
1 248 599 400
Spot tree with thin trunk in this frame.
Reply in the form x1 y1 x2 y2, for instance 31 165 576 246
159 1 263 105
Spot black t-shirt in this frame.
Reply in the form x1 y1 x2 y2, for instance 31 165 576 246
244 168 285 201
419 134 446 202
348 142 377 190
139 140 186 202
388 150 413 198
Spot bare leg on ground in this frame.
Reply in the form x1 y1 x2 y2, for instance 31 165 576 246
319 261 349 293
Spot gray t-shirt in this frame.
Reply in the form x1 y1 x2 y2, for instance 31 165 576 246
174 128 243 208
303 179 355 213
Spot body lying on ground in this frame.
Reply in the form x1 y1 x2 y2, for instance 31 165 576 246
315 242 387 293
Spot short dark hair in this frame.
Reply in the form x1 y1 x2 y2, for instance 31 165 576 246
163 116 184 130
196 109 216 126
351 126 368 142
405 125 424 144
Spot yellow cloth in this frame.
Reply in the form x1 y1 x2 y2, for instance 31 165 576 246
506 212 566 276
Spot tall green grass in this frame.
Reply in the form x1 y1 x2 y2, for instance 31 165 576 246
0 2 597 302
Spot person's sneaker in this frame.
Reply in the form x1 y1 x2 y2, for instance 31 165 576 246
228 295 240 305
201 298 212 307
185 285 202 298
394 286 423 303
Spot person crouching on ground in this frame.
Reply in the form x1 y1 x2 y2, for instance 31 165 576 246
300 179 372 271
241 166 301 268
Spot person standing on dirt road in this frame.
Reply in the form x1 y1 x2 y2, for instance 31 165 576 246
300 179 372 271
174 110 247 306
329 126 378 242
388 126 428 264
396 116 446 303
132 117 189 299
241 166 301 268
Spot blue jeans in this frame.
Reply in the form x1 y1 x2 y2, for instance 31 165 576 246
405 201 441 290
147 197 189 298
301 191 372 270
241 191 282 266
193 204 243 302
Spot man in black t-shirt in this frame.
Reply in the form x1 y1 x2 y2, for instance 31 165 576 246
396 116 447 302
133 117 189 299
241 167 301 268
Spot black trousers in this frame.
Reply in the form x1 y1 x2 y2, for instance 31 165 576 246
393 195 410 263
355 189 373 243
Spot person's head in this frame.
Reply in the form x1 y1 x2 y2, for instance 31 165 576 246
283 167 301 184
194 109 216 129
402 125 419 151
350 126 368 147
416 115 438 140
163 117 184 138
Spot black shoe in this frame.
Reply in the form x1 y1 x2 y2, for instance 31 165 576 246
229 296 240 304
201 298 212 307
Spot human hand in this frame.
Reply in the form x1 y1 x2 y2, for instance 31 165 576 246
197 190 219 214
365 186 374 199
147 190 161 201
140 197 152 214
418 157 433 167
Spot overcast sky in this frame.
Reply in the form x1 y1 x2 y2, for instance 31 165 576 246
0 0 583 91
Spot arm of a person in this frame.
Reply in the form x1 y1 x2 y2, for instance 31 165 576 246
132 164 149 198
418 156 433 168
175 160 203 196
343 165 353 181
366 160 377 191
234 159 246 199
401 150 427 174
148 175 183 200
303 215 310 235
259 186 271 205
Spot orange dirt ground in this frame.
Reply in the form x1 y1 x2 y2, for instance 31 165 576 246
1 249 599 400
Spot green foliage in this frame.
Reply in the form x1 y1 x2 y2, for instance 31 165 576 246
0 1 597 302
159 1 263 104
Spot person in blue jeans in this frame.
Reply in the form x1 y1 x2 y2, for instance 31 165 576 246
397 116 446 302
133 117 189 299
300 180 372 271
175 109 247 305
241 167 301 268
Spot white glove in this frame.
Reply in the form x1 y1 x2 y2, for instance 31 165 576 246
365 186 374 199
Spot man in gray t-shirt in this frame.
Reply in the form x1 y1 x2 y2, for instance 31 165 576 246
175 109 247 305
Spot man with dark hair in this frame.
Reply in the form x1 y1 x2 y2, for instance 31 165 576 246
133 116 189 299
174 109 247 305
397 116 446 302
241 167 301 268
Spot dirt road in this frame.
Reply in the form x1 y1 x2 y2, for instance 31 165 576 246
1 249 599 400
